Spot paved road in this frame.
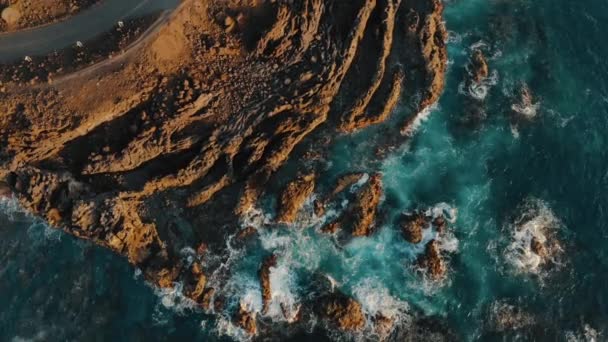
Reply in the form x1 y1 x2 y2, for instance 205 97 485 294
0 0 180 62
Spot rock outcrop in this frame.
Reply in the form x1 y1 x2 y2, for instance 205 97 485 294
259 254 277 315
349 173 383 237
0 0 448 336
276 173 315 223
235 305 257 335
400 211 428 244
468 49 489 84
318 292 366 331
417 239 446 279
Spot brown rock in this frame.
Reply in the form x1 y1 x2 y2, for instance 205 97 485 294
530 237 547 259
259 254 277 315
235 305 257 335
236 226 257 240
350 174 383 237
321 220 341 234
190 274 208 303
418 239 446 280
433 215 447 235
400 212 428 244
47 208 63 226
329 173 365 199
319 292 366 331
373 314 395 339
0 0 449 323
469 50 489 84
0 181 11 198
276 173 316 224
313 199 325 217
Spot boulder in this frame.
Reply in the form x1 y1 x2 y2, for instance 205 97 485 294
259 254 277 314
400 212 428 243
468 49 489 83
417 239 445 280
318 292 366 331
276 173 316 224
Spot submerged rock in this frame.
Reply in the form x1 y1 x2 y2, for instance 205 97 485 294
329 173 366 199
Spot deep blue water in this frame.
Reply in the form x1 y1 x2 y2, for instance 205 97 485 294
2 0 608 340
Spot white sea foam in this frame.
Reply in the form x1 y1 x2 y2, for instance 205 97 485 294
565 324 601 342
459 70 500 101
352 278 409 320
153 282 198 314
503 199 563 274
511 101 540 119
401 103 437 137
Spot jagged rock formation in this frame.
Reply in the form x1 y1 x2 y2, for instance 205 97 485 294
468 49 489 84
418 239 446 279
318 292 366 331
0 0 447 336
400 211 428 244
276 172 315 223
259 254 277 315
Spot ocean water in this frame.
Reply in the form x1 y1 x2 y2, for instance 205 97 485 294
2 0 608 340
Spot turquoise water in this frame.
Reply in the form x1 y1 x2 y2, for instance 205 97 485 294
2 0 608 340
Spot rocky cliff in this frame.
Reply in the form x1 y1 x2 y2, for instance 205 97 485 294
0 0 447 337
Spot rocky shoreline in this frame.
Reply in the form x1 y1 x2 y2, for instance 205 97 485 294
0 0 448 339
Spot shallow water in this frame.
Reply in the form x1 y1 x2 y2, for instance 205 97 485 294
2 0 608 340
